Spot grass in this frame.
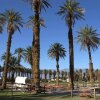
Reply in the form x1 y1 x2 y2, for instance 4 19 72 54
0 90 97 100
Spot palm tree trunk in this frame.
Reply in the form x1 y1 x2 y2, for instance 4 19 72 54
45 73 47 80
18 53 21 65
56 59 59 86
68 27 74 90
11 70 14 84
2 33 13 89
49 75 51 80
87 45 93 82
32 7 40 92
32 29 35 85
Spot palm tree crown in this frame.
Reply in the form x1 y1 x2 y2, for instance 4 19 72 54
57 0 84 27
1 52 12 62
48 43 66 60
24 0 51 13
14 48 24 65
77 25 100 51
0 9 23 33
23 46 32 66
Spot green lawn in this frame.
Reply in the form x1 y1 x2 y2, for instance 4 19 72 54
0 91 98 100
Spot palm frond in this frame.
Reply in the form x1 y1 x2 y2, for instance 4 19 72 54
48 43 66 60
57 0 84 26
0 9 23 33
77 25 100 51
27 15 46 28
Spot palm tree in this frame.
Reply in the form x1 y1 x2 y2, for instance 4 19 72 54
57 0 84 89
1 52 13 80
77 25 100 82
85 69 90 81
48 69 52 80
25 0 51 92
14 48 24 65
8 56 18 83
74 70 79 81
64 71 67 80
53 70 56 80
23 46 34 82
15 66 22 76
48 43 66 86
1 52 12 62
1 53 18 82
43 69 48 80
23 46 32 66
61 71 65 80
78 69 82 82
0 9 23 88
27 15 46 89
94 69 98 82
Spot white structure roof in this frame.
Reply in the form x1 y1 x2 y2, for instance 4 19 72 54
15 76 27 84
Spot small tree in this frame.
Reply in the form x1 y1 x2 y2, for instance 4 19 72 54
48 43 66 86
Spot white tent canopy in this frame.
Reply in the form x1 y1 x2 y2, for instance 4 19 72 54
15 76 27 84
14 76 28 88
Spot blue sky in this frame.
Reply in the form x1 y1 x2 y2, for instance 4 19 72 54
0 0 100 70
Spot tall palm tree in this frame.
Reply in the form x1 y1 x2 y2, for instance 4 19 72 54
48 69 52 80
27 16 46 86
25 0 51 92
57 0 84 89
77 25 100 82
14 48 24 65
48 43 66 86
0 9 23 88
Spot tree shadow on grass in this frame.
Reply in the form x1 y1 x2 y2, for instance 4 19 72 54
1 91 89 100
0 95 44 100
